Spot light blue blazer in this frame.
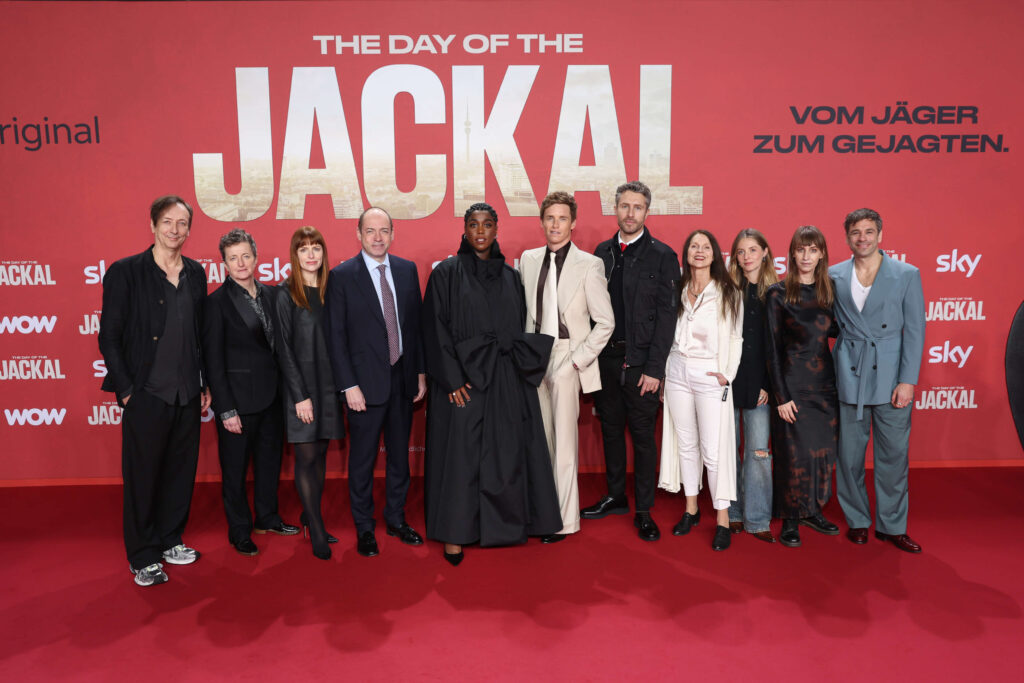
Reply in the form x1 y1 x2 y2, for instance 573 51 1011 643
829 253 926 419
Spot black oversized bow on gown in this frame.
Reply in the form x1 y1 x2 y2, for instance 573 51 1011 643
423 239 562 546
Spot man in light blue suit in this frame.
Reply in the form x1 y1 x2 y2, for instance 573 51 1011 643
830 208 925 553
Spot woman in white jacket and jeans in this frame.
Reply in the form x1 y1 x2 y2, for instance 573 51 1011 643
659 230 743 551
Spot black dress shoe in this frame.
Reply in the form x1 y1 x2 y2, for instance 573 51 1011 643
800 513 840 535
672 509 701 536
540 534 566 544
634 512 660 541
356 531 379 557
581 495 629 519
875 531 922 553
847 527 869 544
386 523 424 546
443 549 464 566
255 522 301 536
712 525 732 551
232 538 259 556
779 519 801 547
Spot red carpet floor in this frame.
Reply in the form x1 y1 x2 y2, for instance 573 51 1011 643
1 469 1023 681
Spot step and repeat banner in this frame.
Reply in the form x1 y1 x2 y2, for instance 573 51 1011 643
2 1 1022 483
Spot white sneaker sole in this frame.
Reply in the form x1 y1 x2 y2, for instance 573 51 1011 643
131 564 169 587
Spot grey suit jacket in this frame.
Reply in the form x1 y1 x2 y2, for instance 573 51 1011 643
830 253 926 418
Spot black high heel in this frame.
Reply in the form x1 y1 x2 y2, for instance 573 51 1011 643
300 512 338 544
443 547 464 566
312 541 332 560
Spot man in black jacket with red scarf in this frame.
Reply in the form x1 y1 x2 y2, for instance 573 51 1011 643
99 195 211 586
582 181 679 542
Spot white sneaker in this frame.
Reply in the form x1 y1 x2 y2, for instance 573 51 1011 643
132 563 168 587
162 544 201 565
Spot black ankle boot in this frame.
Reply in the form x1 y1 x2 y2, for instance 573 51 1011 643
779 519 801 547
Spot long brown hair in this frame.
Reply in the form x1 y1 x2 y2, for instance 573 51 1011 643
679 230 741 320
286 226 329 310
729 228 779 299
784 225 834 308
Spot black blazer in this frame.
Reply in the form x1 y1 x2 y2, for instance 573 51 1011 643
274 282 345 443
98 246 207 404
594 228 679 379
325 253 425 406
732 279 770 410
202 279 279 417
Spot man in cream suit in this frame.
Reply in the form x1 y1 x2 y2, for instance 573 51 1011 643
520 191 615 543
830 208 925 553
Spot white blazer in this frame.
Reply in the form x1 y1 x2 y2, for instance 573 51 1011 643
519 243 614 393
658 281 743 502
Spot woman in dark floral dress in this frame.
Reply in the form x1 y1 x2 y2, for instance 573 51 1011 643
765 225 840 548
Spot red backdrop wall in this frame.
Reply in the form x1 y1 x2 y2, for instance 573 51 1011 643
2 0 1022 484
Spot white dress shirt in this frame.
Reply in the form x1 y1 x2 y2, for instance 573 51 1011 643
673 280 720 359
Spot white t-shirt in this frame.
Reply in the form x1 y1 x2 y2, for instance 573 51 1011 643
851 271 871 312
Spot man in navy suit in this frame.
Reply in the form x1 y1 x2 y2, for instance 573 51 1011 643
326 207 427 557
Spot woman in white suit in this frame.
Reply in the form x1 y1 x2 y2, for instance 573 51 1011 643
658 230 743 551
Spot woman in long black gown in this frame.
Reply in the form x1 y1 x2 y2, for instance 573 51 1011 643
765 225 840 548
422 203 562 565
274 226 346 560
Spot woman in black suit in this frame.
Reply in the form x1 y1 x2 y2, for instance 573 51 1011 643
203 228 298 557
275 226 346 560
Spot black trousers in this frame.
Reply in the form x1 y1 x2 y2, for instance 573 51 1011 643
346 358 413 534
121 388 201 570
592 349 661 511
216 399 284 543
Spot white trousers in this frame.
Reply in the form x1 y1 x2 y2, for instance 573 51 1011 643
664 354 730 510
537 339 583 534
